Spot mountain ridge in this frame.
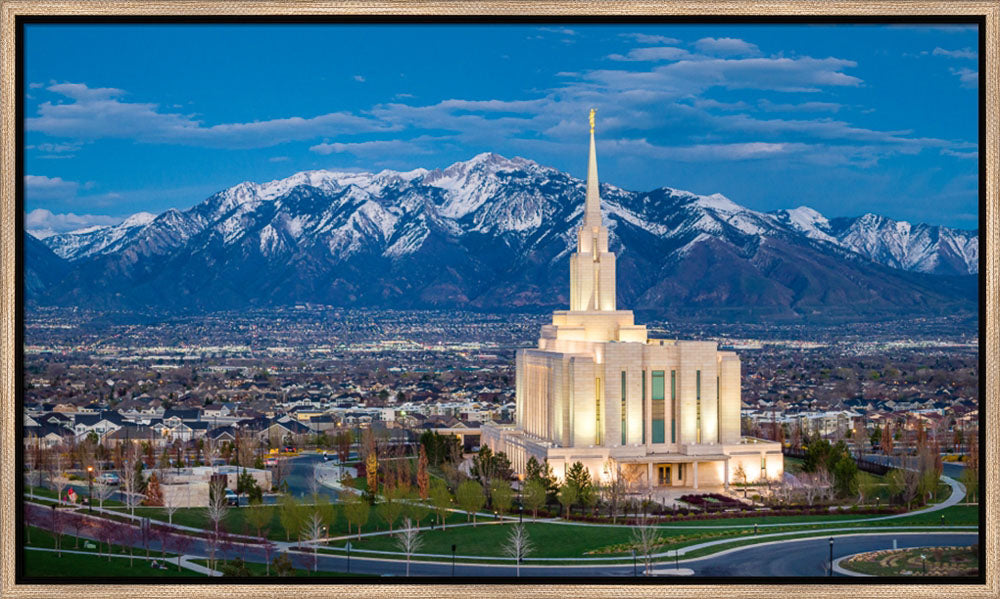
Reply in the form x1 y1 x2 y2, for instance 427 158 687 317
28 153 978 320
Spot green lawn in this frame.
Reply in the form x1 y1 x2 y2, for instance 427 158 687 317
337 521 747 558
193 558 376 578
335 503 979 561
26 484 127 508
23 525 173 558
123 501 470 541
24 549 201 578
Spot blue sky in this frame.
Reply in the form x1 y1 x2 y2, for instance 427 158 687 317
24 22 979 236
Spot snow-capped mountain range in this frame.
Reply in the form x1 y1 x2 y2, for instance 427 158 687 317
27 153 977 318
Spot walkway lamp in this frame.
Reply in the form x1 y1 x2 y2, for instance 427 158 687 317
941 514 945 526
631 549 637 576
828 538 834 577
86 465 93 513
921 554 927 574
346 541 351 573
452 544 457 576
754 523 758 535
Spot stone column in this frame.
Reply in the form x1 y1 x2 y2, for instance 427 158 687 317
647 462 653 490
693 461 699 490
724 459 729 490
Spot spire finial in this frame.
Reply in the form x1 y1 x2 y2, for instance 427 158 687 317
589 108 596 134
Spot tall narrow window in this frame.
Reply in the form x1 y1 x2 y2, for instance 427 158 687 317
595 377 602 445
641 370 646 444
670 370 676 443
621 371 627 445
651 370 665 443
696 370 702 444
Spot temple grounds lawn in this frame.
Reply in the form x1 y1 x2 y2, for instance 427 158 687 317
122 503 470 541
332 504 978 561
26 483 126 508
192 558 376 577
24 550 202 578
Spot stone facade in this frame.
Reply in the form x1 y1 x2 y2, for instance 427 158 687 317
483 112 782 489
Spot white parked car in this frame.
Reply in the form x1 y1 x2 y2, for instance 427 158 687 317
96 472 120 485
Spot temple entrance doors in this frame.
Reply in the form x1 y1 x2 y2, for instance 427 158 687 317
657 464 671 486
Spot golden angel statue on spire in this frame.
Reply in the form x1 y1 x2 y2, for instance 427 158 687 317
589 108 596 133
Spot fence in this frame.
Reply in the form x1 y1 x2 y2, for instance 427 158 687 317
782 446 893 476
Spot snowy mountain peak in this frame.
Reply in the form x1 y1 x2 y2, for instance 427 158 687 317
774 206 835 242
695 192 743 214
119 212 157 228
37 153 978 281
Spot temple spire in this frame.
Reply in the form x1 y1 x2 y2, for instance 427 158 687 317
584 108 602 228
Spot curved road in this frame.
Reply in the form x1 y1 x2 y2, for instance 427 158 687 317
687 532 977 577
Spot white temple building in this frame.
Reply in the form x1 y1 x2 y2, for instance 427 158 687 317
482 110 783 490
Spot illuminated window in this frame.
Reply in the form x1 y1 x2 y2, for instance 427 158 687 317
671 370 676 443
641 371 646 444
595 377 602 445
621 371 627 445
652 370 665 443
696 370 701 444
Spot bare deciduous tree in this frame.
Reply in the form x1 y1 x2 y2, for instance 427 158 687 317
301 510 325 572
631 515 662 576
601 462 627 524
394 517 423 577
503 522 534 577
162 486 180 525
120 444 142 517
206 478 229 532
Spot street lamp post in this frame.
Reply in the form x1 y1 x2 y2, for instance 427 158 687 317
829 538 834 577
346 541 351 573
631 549 637 576
86 466 93 513
921 554 927 574
452 544 457 577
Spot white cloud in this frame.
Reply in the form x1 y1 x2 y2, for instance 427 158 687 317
27 141 82 154
354 75 366 82
933 47 976 59
268 156 290 162
619 33 681 45
538 27 576 36
24 175 78 200
26 82 393 149
950 67 978 88
610 138 808 162
693 37 761 57
309 138 437 157
581 56 862 96
608 47 690 62
941 148 978 159
758 99 842 113
25 208 123 238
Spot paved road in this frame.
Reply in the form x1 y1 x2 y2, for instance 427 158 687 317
283 531 979 577
689 532 977 577
282 453 343 500
862 454 967 479
25 500 976 578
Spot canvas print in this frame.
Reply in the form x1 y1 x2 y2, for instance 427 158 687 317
19 21 982 581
